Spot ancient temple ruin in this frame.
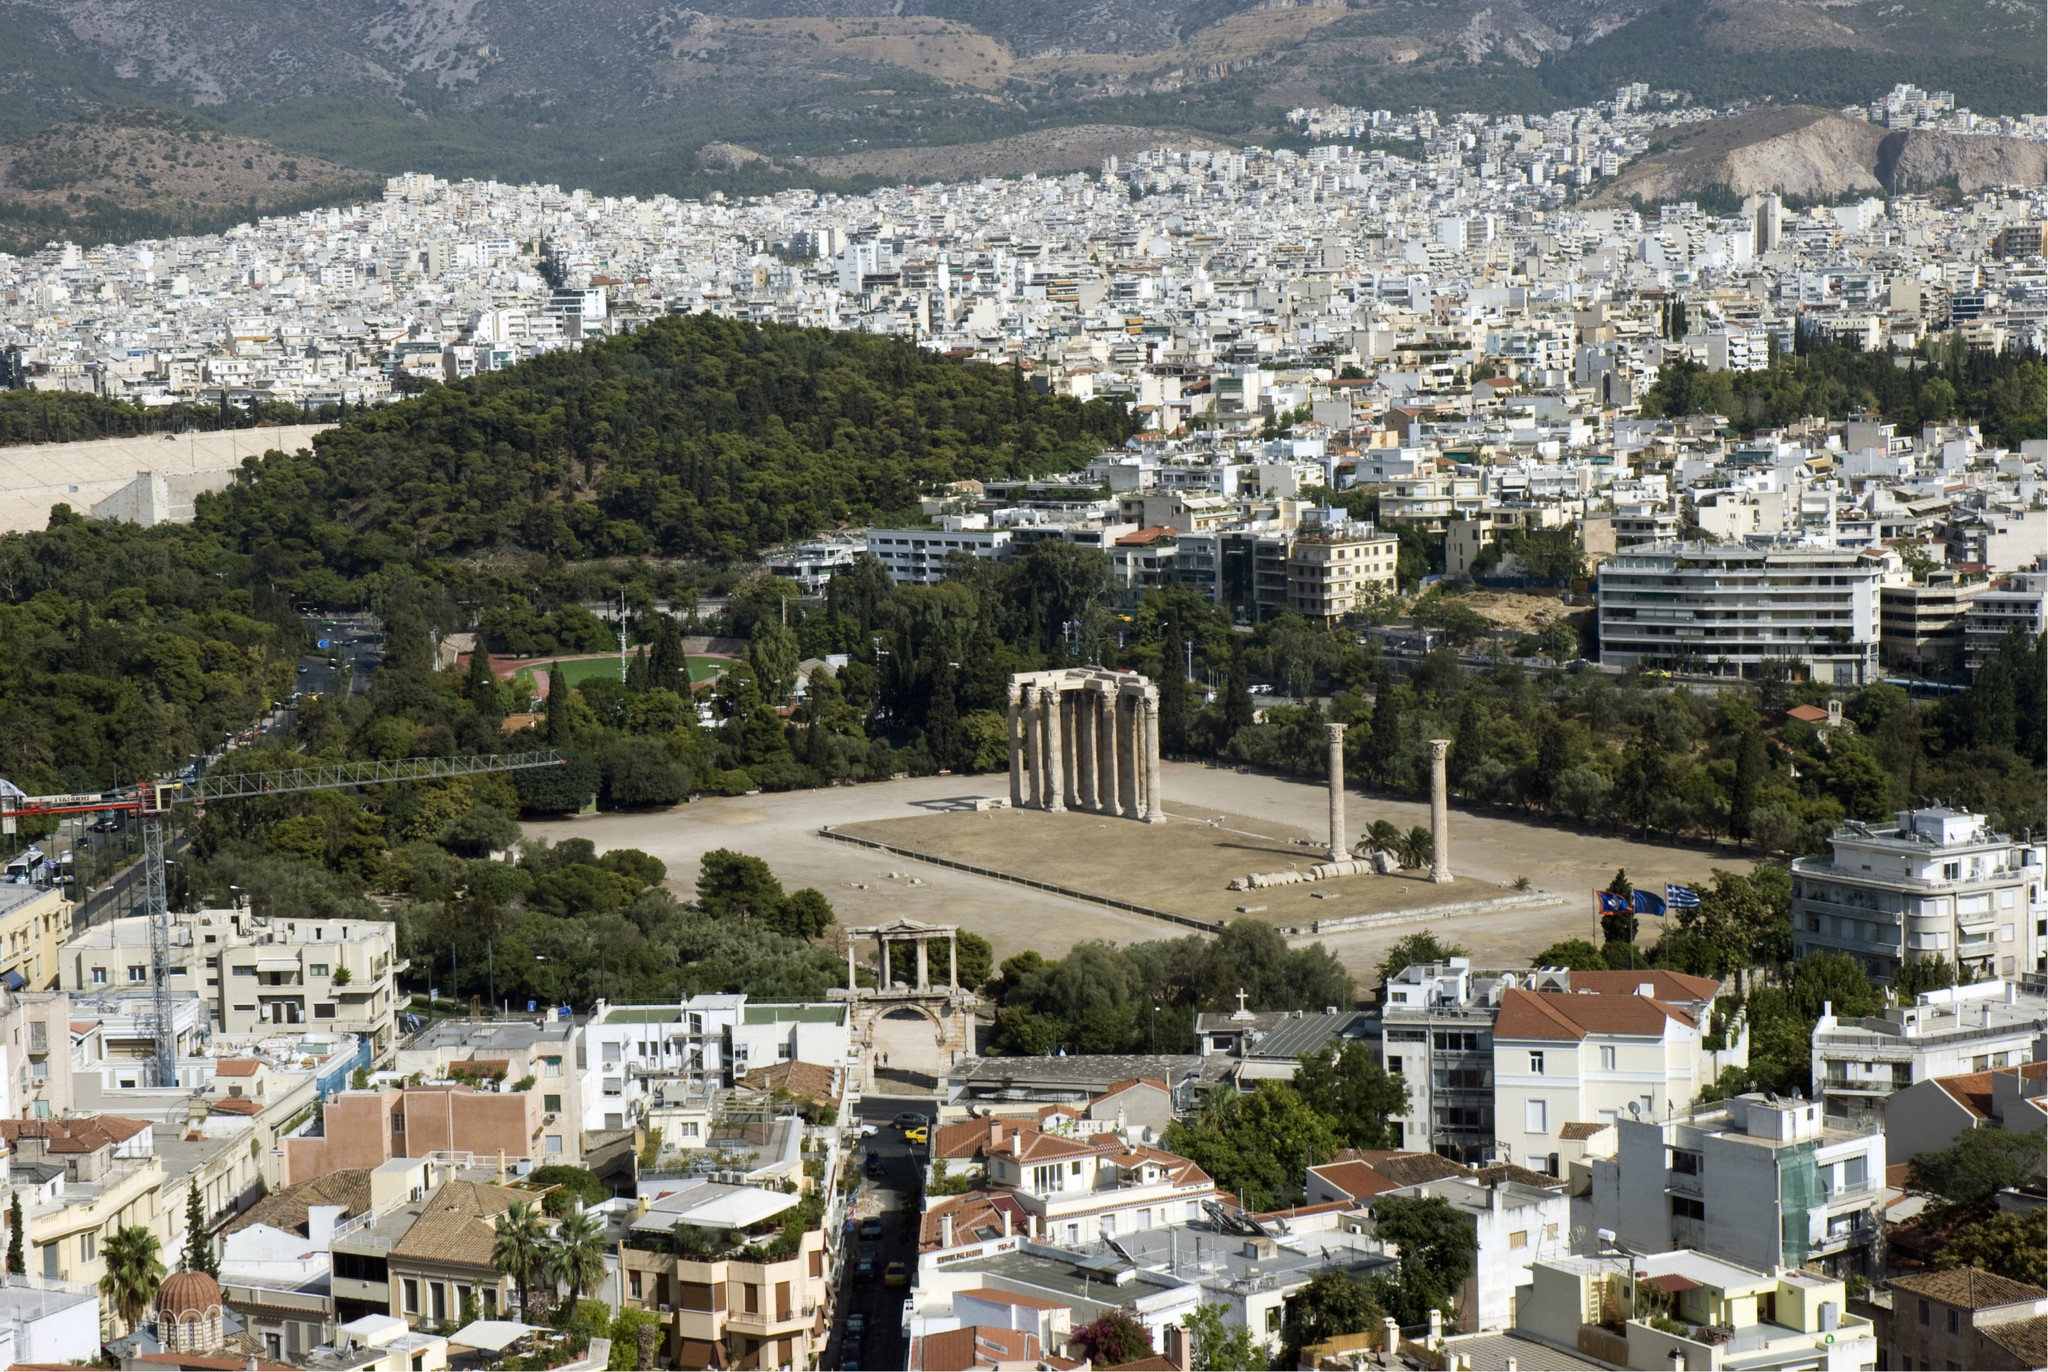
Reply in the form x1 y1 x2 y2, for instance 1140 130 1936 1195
1006 668 1163 822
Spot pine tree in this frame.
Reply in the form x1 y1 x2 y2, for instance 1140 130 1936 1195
546 663 571 746
6 1192 23 1275
183 1181 216 1277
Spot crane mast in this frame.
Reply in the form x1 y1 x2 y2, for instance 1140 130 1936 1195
2 749 564 1085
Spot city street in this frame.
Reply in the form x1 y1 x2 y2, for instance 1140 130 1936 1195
825 1096 936 1371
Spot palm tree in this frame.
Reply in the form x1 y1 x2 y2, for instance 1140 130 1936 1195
545 1207 607 1324
1400 825 1434 869
1366 820 1402 860
98 1225 165 1337
490 1202 549 1321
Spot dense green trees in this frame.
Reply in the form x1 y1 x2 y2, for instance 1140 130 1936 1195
984 919 1352 1057
1640 342 2044 448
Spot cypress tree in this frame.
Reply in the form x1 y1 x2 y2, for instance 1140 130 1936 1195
1363 668 1401 784
6 1192 22 1275
1729 729 1764 842
649 614 687 690
1222 650 1254 741
626 646 650 693
546 662 571 746
466 648 502 721
184 1180 216 1277
1157 617 1191 755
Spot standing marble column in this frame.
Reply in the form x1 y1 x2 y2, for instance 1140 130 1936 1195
1074 688 1097 811
1007 685 1024 810
1042 688 1066 813
1117 692 1139 818
1143 688 1164 823
846 937 857 993
1095 687 1120 817
1020 683 1040 809
1061 691 1080 811
1327 722 1348 860
916 939 929 990
1429 738 1453 884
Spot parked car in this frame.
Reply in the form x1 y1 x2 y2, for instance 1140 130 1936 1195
883 1261 909 1288
843 1311 866 1342
858 1216 883 1240
855 1245 877 1280
892 1111 928 1131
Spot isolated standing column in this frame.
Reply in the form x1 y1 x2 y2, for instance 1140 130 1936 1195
1429 738 1453 884
1327 722 1348 861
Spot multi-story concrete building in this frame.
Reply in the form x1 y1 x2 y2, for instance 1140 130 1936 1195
0 884 67 991
927 1119 1217 1248
393 1015 584 1136
1507 1250 1876 1372
1491 969 1744 1176
1879 575 1984 672
1597 540 1887 683
620 1179 829 1371
864 523 1012 585
60 909 405 1059
1368 960 1558 1161
1591 1092 1886 1279
1790 807 2047 981
583 995 851 1132
1809 981 2046 1120
1284 523 1398 623
279 1083 571 1185
1962 557 2048 670
1877 1057 2048 1167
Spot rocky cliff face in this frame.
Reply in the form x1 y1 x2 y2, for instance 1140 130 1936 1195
1888 131 2048 194
1602 107 2044 204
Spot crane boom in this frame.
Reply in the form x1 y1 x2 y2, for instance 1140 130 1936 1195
1 748 565 1086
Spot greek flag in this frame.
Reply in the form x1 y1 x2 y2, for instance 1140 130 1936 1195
1666 883 1701 909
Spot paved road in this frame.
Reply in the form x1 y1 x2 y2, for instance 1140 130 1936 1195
301 614 383 698
825 1096 935 1371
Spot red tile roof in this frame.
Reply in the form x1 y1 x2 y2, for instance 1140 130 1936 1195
1566 970 1723 1003
1935 1071 1998 1120
1493 987 1694 1042
914 1325 1040 1370
213 1059 261 1077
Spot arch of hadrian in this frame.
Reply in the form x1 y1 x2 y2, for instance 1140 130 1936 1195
1006 668 1163 821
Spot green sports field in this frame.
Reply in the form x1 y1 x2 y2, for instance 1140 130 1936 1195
539 654 731 686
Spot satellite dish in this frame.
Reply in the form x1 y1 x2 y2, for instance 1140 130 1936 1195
1627 1101 1641 1118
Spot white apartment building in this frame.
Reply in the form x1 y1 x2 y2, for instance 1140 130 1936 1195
1492 969 1745 1176
1377 1174 1570 1331
1592 1093 1886 1279
1790 806 2047 981
1811 981 2045 1119
1597 540 1886 684
951 1125 1218 1249
582 995 850 1131
763 540 864 595
59 910 405 1059
864 524 1012 585
1701 325 1769 372
1962 558 2047 670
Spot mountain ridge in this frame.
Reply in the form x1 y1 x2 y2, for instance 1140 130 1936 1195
0 0 2037 198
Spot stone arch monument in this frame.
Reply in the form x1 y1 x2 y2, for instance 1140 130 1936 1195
838 918 979 1086
1006 667 1163 821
